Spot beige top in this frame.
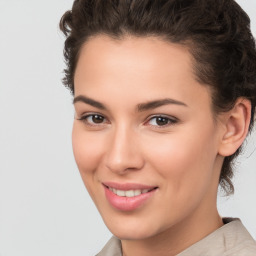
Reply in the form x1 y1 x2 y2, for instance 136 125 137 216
96 218 256 256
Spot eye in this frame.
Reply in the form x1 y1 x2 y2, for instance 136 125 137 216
146 115 178 127
88 114 105 124
77 113 108 126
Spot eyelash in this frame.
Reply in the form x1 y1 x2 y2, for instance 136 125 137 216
77 113 178 129
77 113 109 127
146 115 178 128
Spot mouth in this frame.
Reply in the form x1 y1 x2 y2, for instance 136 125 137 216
102 182 158 211
106 186 157 197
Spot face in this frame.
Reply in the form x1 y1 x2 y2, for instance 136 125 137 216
72 35 224 240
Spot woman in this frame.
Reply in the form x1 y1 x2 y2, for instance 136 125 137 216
59 0 256 255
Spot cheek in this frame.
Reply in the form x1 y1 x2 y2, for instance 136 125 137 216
144 126 218 191
139 127 219 226
72 123 104 183
72 123 112 205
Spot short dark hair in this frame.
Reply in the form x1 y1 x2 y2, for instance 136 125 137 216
59 0 256 195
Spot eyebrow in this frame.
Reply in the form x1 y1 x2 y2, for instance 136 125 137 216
73 95 187 111
73 95 107 110
137 98 187 111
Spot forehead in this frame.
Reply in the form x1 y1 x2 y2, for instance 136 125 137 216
74 35 212 112
75 35 194 81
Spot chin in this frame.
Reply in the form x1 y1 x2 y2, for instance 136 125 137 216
111 228 152 240
104 217 161 240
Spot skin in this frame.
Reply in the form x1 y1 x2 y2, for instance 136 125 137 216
72 35 251 256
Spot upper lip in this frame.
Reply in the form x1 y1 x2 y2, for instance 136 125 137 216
103 181 157 190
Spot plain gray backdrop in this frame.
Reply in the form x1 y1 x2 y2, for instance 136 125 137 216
0 0 255 255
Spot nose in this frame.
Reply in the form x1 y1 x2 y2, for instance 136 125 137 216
105 124 144 174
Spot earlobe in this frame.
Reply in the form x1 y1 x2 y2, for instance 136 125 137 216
218 98 251 157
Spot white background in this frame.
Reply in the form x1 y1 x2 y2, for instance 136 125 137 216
0 1 255 255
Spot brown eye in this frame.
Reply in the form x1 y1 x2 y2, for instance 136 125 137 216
155 117 169 126
147 115 178 128
91 115 104 123
78 114 107 126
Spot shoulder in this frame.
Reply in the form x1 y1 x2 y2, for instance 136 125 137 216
95 219 256 256
222 218 256 256
96 236 122 256
178 218 256 256
225 241 256 256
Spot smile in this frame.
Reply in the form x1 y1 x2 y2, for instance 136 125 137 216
103 182 158 211
108 187 153 197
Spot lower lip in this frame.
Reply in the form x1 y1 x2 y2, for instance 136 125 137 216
104 186 157 211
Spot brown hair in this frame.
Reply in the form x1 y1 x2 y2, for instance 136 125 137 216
59 0 256 194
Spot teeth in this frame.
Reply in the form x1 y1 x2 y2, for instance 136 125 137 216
109 187 152 197
116 190 125 196
134 190 142 196
125 190 135 197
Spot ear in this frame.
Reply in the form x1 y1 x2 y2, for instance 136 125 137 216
218 98 251 157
